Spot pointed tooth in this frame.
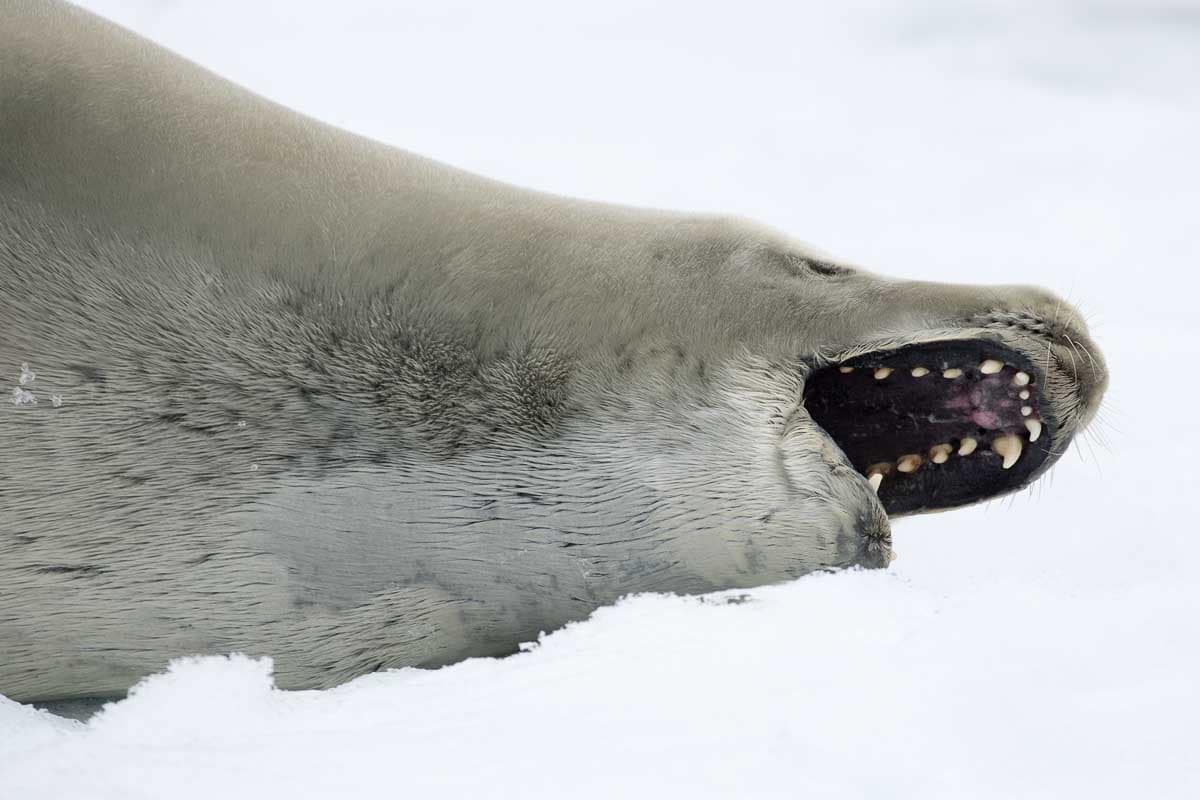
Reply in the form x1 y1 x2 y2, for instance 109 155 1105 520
897 454 922 473
1019 389 1030 400
929 444 952 464
1025 418 1042 442
874 367 893 380
1013 371 1031 386
980 359 1003 374
910 366 929 377
867 463 892 489
839 366 854 374
992 434 1022 469
943 368 963 379
958 436 978 456
1021 406 1033 416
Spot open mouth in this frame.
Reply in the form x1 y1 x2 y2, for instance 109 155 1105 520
803 339 1053 515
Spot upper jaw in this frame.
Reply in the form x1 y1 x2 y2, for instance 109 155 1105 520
798 326 1095 516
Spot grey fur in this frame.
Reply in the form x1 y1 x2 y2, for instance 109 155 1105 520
0 0 1106 702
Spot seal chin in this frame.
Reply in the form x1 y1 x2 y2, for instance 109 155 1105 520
801 328 1105 516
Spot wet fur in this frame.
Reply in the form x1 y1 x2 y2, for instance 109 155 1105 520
0 1 1103 702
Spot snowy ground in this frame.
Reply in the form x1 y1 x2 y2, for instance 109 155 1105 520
2 1 1198 797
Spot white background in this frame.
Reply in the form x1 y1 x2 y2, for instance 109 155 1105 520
2 1 1197 797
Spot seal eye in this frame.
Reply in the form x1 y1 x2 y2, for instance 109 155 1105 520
803 341 1050 515
807 260 851 277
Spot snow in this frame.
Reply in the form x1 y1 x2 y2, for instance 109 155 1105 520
10 388 37 407
2 0 1198 797
11 363 40 406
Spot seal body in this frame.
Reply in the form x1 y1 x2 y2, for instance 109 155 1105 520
0 1 1105 702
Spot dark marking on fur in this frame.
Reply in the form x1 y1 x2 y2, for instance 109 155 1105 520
68 364 105 383
33 565 104 576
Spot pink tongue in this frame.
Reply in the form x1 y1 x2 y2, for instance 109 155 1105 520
943 373 1029 431
971 409 1003 428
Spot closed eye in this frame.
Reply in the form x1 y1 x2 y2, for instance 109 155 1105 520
808 260 851 277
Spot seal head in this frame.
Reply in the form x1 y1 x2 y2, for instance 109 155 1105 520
798 276 1105 514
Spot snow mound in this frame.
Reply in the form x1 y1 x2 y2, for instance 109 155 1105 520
2 572 1195 799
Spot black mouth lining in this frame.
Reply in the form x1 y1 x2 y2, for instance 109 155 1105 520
803 340 1053 514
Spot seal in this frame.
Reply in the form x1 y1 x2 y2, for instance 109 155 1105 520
0 0 1107 703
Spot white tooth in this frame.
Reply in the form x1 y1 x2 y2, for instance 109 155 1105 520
992 434 1022 469
929 444 952 464
868 472 883 492
1013 371 1031 386
958 436 978 456
897 454 922 473
943 368 963 379
874 367 893 380
1021 406 1033 416
1019 389 1030 400
910 366 929 377
1025 418 1042 442
980 359 1003 374
839 366 854 374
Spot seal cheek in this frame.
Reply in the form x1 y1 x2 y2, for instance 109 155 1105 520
850 505 894 570
776 410 893 572
821 468 893 571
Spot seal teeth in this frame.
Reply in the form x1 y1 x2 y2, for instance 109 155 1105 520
866 463 892 492
929 444 952 464
992 434 1023 469
828 350 1044 492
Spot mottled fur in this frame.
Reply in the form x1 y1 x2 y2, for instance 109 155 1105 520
0 0 1104 702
